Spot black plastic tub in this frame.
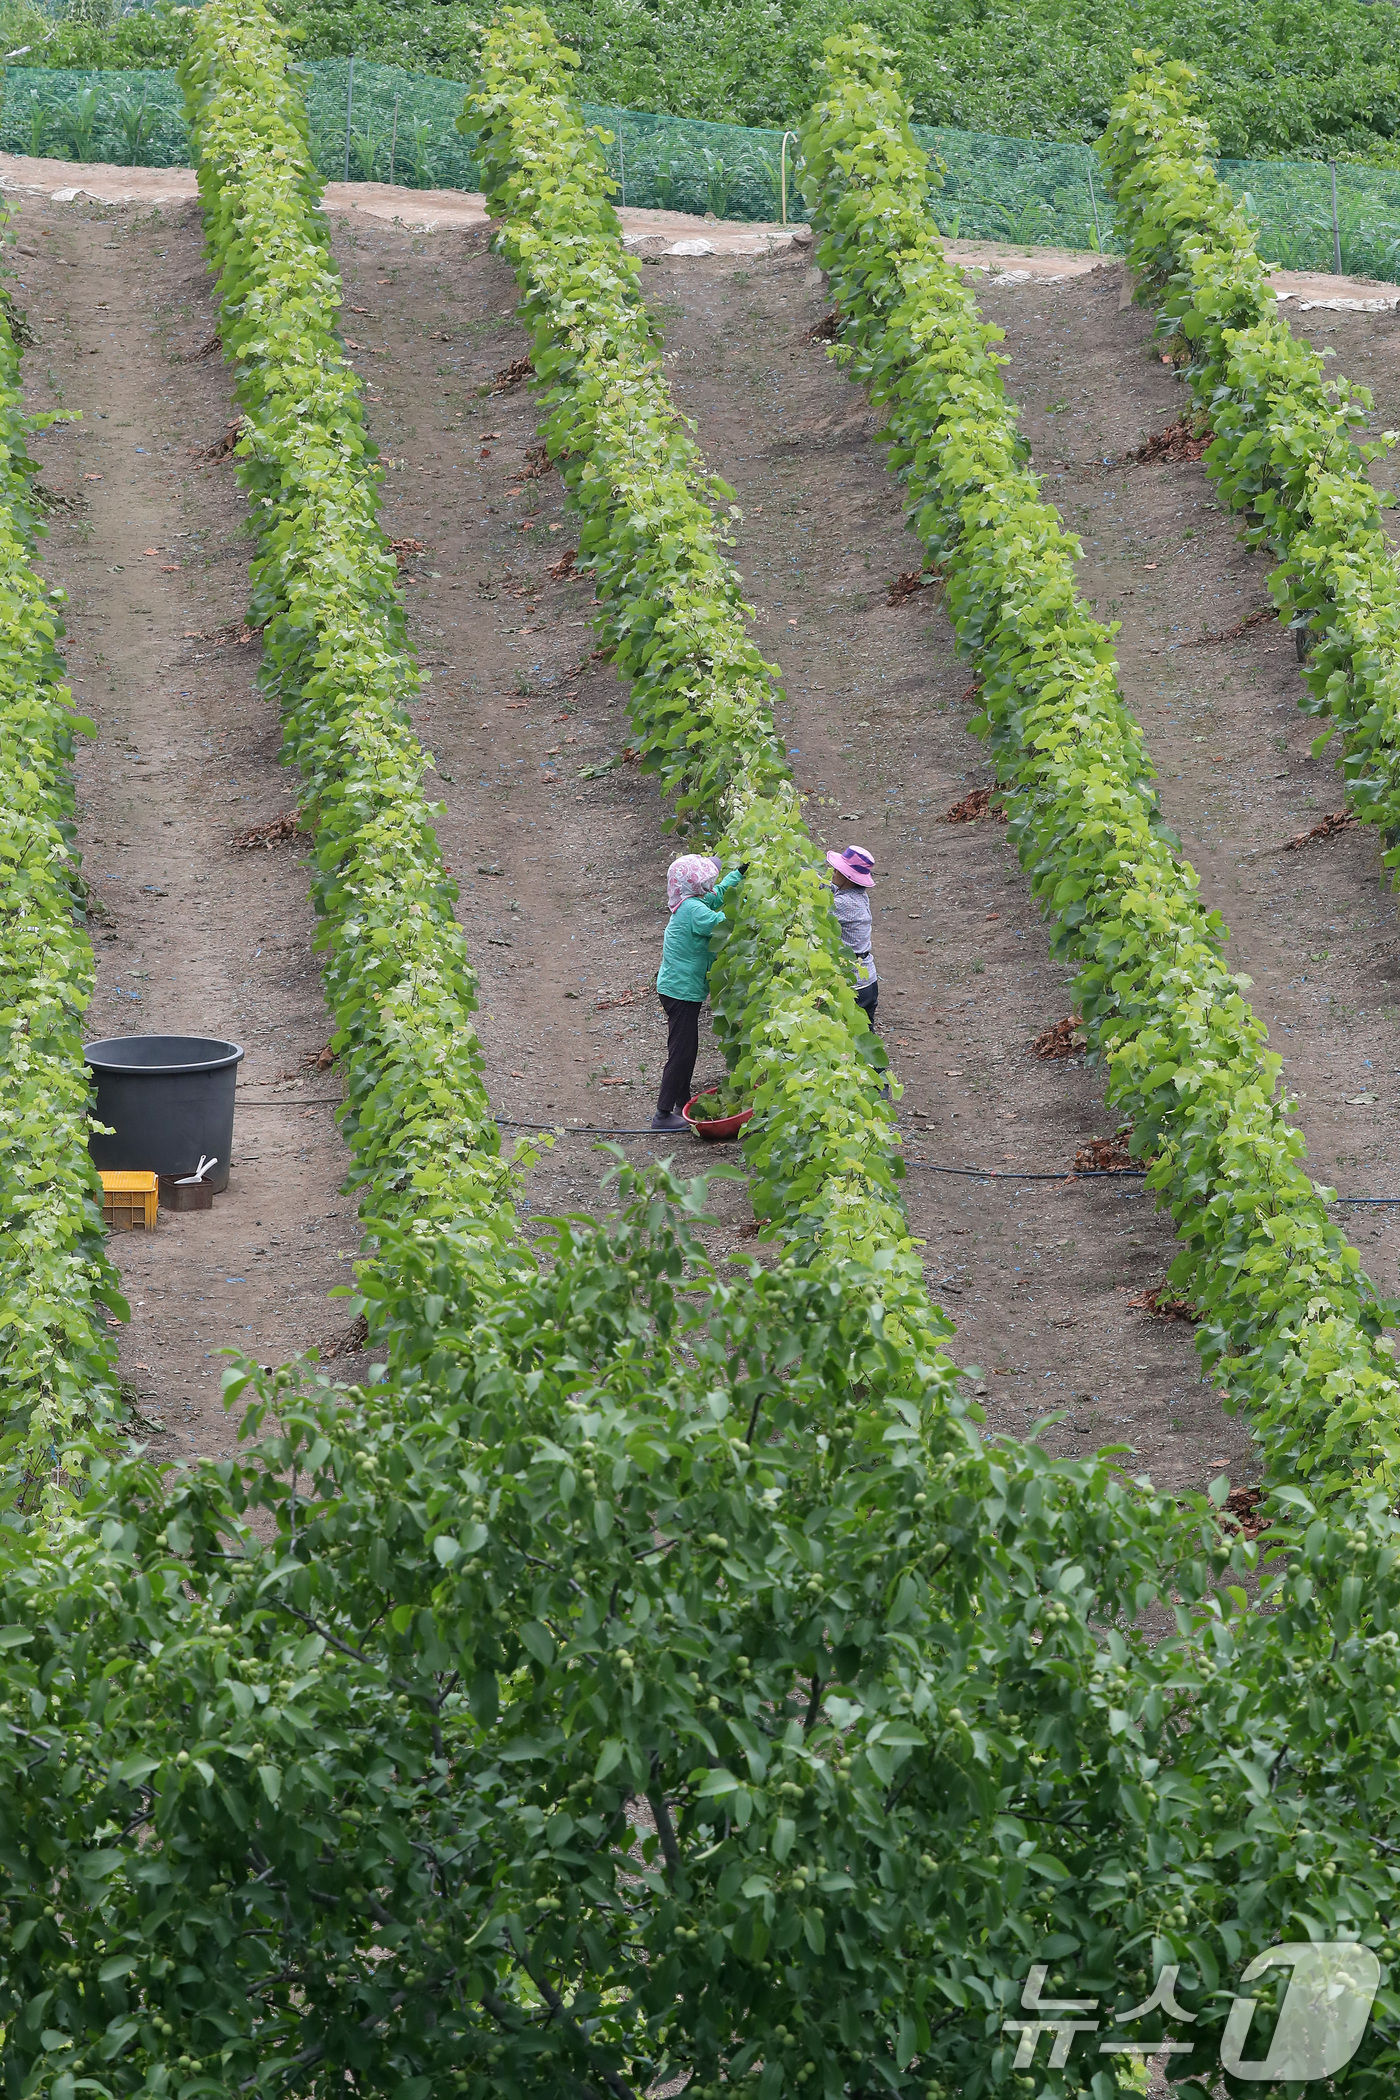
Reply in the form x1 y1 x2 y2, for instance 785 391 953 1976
84 1036 244 1194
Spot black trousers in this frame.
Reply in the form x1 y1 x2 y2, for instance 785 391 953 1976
856 981 879 1031
657 995 702 1115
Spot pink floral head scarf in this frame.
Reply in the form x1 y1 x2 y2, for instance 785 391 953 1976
666 854 720 913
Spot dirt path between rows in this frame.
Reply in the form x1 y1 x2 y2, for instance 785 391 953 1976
314 209 756 1257
16 190 370 1459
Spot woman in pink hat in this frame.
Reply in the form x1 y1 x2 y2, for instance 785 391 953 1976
650 853 745 1132
826 843 879 1028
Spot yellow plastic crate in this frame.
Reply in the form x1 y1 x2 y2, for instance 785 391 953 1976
100 1170 158 1232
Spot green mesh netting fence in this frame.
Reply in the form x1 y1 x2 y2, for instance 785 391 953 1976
3 65 186 166
0 60 485 182
3 59 1399 282
1218 155 1400 282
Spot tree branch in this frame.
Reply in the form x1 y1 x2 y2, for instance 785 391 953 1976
272 1603 431 1707
646 1766 683 1885
236 1987 408 2092
274 1604 382 1673
803 1675 824 1733
521 1962 641 2100
745 1385 767 1447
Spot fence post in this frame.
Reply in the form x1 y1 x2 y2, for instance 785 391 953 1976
390 95 399 186
343 54 355 183
1330 158 1342 275
1087 158 1103 250
780 130 798 226
618 110 625 210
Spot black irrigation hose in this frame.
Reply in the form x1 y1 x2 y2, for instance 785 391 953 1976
236 1105 1400 1203
906 1161 1146 1182
492 1121 1400 1203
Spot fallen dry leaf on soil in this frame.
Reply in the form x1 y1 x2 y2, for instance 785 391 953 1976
943 786 1005 824
1127 1284 1197 1323
231 809 306 851
1128 419 1209 464
886 568 937 607
492 354 533 393
1072 1132 1136 1174
1032 1014 1085 1060
1284 807 1357 851
1222 1484 1268 1540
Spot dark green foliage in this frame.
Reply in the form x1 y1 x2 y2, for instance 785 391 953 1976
268 0 1400 162
20 0 1400 166
13 0 193 71
9 1158 1400 2098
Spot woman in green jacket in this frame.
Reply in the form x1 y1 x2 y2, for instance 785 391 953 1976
651 854 744 1132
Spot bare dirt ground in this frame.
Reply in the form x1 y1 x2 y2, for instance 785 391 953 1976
0 151 816 256
14 188 371 1459
12 154 1400 1499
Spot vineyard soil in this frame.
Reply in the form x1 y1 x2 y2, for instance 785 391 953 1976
17 188 373 1457
13 163 1400 1496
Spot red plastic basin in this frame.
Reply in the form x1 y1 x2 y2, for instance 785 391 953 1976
682 1097 753 1142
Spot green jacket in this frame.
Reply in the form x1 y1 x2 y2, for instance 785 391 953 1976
656 870 742 1001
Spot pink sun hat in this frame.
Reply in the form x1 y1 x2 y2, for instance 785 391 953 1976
826 844 876 887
